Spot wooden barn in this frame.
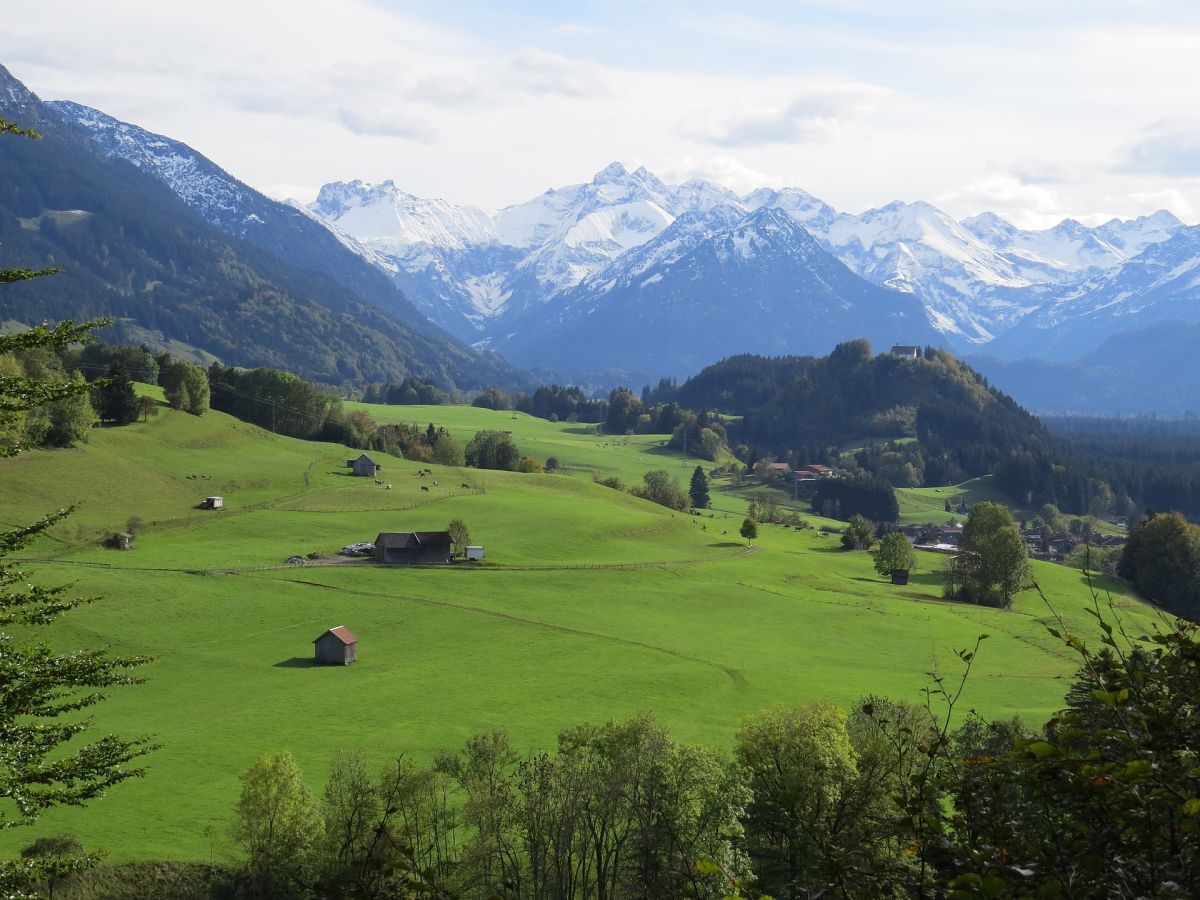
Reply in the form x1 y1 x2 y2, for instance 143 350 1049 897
347 453 381 477
374 531 453 565
313 626 358 665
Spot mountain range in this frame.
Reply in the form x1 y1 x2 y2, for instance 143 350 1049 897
301 162 1194 374
7 62 1200 403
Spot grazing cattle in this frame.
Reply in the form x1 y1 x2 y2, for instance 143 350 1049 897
461 483 470 489
419 472 426 478
374 479 382 485
432 481 439 487
420 485 429 493
386 484 392 490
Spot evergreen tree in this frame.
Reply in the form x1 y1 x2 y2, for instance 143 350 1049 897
95 364 139 425
0 321 153 894
689 465 710 509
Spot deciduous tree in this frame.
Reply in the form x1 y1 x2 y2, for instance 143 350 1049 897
873 531 917 577
740 517 758 547
232 751 323 898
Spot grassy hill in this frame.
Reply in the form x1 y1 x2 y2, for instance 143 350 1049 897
0 398 1159 863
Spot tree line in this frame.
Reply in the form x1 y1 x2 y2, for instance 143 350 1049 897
216 610 1200 899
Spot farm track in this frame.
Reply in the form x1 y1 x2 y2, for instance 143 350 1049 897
255 573 749 688
19 545 761 575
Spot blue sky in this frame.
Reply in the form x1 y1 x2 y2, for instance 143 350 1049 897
3 1 1199 227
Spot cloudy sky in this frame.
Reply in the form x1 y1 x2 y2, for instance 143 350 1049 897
3 0 1199 227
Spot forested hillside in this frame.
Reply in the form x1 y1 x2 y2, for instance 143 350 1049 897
0 65 520 388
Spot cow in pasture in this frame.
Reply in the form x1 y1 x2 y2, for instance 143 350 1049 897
420 485 430 493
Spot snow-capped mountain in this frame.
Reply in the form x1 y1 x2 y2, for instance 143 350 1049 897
49 100 260 234
961 209 1183 283
307 161 1189 364
987 224 1200 359
46 98 500 348
494 205 939 374
309 162 748 341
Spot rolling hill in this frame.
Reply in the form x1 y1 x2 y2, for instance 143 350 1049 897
0 391 1157 863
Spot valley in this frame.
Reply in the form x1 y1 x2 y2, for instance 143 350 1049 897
0 395 1157 862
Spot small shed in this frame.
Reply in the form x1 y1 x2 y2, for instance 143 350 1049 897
891 569 910 585
374 531 453 565
347 453 381 477
313 626 358 665
465 545 485 561
201 496 224 510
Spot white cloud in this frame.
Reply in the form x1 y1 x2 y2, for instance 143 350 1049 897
3 2 1200 223
338 106 437 143
656 156 783 195
499 47 614 98
696 85 887 147
1116 119 1200 177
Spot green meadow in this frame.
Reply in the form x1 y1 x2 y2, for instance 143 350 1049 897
0 398 1160 862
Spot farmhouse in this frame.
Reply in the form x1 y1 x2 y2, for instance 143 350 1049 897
346 453 381 477
313 626 358 665
374 531 453 565
200 495 223 509
795 464 835 480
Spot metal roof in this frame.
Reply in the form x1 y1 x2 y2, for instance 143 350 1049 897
314 625 358 645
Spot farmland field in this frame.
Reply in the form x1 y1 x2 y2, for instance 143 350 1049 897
0 398 1158 862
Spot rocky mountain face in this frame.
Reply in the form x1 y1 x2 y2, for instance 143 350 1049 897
496 205 939 373
306 163 1192 372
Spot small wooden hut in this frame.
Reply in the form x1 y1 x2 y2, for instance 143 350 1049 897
347 454 381 477
313 626 358 665
891 569 910 585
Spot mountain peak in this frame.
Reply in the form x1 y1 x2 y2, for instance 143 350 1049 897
592 161 629 183
0 64 38 115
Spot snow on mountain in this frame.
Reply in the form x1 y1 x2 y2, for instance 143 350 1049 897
302 159 1194 362
810 200 1043 342
961 209 1184 283
310 180 497 253
494 205 938 375
988 223 1200 359
49 100 256 232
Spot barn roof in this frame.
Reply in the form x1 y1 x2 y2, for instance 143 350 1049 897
314 625 358 645
374 531 452 549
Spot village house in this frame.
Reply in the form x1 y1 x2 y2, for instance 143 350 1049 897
346 453 381 477
937 524 964 547
890 345 921 360
313 626 358 665
374 531 453 565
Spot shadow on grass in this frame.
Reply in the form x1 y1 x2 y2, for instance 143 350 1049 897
273 657 319 668
708 541 745 548
561 427 598 435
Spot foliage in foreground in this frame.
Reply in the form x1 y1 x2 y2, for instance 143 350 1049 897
212 598 1200 899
